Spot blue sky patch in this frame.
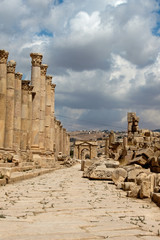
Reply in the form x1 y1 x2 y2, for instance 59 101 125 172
37 30 54 38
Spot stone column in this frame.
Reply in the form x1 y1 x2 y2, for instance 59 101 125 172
63 128 66 155
0 50 9 149
27 86 34 150
50 83 56 152
123 136 128 149
66 133 70 156
5 60 16 149
21 80 30 151
45 75 52 151
30 53 43 150
13 72 22 151
39 64 48 150
105 137 109 156
54 118 58 158
57 120 61 154
60 124 63 153
109 130 115 146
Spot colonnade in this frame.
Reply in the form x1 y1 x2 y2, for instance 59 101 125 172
0 49 70 167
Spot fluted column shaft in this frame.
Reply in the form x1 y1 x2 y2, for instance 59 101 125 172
30 53 43 149
50 83 56 152
13 72 22 151
40 64 48 150
63 128 66 155
5 60 16 149
27 86 34 149
60 124 63 153
21 80 30 151
45 75 52 151
0 50 9 148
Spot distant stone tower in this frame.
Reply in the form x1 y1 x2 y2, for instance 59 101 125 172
127 112 139 136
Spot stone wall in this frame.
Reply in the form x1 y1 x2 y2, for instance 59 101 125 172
0 49 70 168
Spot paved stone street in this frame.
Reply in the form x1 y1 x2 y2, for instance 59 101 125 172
0 163 160 240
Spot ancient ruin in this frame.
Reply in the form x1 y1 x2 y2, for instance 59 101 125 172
0 49 70 183
74 141 98 160
81 112 160 207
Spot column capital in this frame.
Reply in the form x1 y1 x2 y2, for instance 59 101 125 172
15 72 23 80
7 60 16 73
22 80 30 90
30 53 43 67
0 49 9 64
40 64 48 76
46 75 52 85
51 83 56 90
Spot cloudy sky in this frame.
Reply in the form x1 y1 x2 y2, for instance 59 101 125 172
1 0 160 131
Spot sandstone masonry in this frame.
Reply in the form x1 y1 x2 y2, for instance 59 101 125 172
0 49 70 169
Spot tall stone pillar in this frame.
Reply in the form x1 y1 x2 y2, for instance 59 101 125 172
60 124 63 153
5 60 16 149
63 128 66 155
54 118 59 158
105 137 109 156
40 64 48 150
0 50 9 149
123 136 128 149
109 130 115 146
57 120 61 154
27 85 34 150
13 72 22 151
50 83 56 152
21 80 30 151
30 53 43 150
45 75 52 151
66 133 70 156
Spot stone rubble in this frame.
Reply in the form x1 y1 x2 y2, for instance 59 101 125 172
81 112 160 207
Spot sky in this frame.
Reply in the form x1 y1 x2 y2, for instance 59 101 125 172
1 0 160 131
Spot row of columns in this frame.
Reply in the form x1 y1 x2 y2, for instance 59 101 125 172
0 49 70 165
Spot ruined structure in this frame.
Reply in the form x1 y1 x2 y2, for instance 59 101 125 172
0 49 70 170
82 112 160 207
74 141 98 160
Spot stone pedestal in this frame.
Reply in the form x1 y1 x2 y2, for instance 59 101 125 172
0 50 9 149
5 60 16 149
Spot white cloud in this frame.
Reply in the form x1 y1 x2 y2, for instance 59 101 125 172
0 0 160 130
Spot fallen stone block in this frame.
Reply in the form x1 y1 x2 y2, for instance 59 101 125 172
136 148 154 159
128 156 147 166
0 167 12 180
105 159 119 168
127 168 150 182
89 166 114 180
2 153 13 163
112 168 127 184
123 182 136 191
127 185 140 198
151 193 160 207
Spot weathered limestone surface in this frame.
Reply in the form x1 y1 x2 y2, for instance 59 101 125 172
0 164 160 240
5 60 16 149
0 50 9 149
0 49 70 177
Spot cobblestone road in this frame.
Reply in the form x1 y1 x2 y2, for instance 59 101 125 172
0 163 160 240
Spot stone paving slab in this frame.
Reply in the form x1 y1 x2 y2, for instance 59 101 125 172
0 163 160 240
